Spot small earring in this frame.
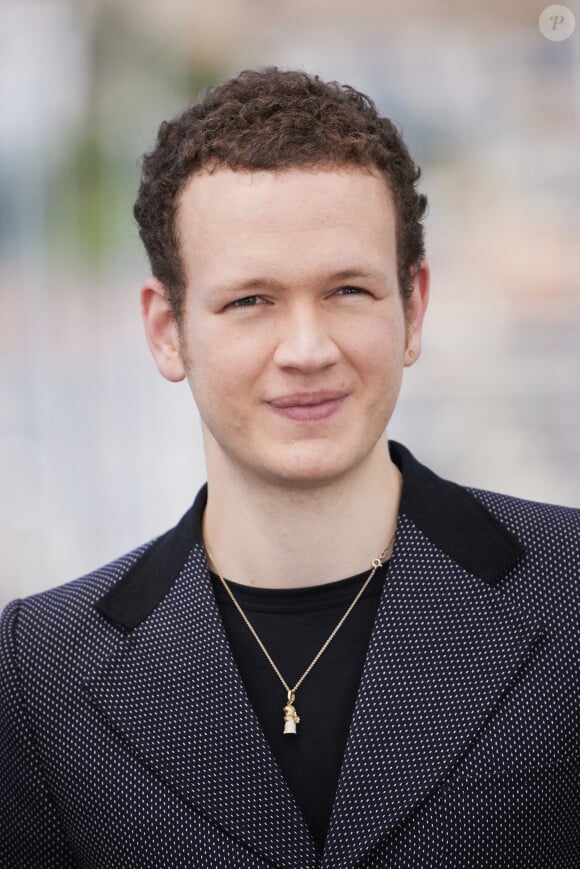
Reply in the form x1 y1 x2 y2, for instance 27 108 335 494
408 349 415 359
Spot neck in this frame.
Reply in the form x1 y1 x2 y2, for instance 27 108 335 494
202 440 402 589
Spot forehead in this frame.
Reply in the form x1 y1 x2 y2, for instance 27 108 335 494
178 165 394 225
176 166 397 286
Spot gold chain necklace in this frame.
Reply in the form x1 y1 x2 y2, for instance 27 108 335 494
204 535 394 735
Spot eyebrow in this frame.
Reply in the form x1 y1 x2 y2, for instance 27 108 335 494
219 269 382 294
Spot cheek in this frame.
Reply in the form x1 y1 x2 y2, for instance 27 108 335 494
188 337 263 408
345 317 405 372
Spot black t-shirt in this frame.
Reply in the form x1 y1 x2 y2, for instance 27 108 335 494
209 560 390 856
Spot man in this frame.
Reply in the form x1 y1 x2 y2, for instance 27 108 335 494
1 68 578 868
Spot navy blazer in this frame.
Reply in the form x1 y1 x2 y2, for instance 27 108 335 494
1 441 579 868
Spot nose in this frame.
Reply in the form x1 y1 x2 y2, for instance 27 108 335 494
272 304 341 372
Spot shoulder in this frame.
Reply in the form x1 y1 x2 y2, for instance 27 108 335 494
1 498 200 670
0 538 157 673
463 486 579 626
465 484 580 546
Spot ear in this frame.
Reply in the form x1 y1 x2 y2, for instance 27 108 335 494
140 278 186 382
403 260 430 367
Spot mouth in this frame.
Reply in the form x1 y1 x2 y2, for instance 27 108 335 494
268 396 345 422
268 391 347 408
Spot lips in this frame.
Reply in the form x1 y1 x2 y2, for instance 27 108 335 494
268 391 347 408
268 393 347 423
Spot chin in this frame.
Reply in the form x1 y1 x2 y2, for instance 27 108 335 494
254 449 361 489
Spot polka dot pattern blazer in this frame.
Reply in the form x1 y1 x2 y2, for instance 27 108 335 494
1 442 579 868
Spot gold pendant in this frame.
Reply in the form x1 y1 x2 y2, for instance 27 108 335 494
283 690 300 735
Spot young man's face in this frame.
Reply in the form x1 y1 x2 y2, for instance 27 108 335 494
147 166 428 489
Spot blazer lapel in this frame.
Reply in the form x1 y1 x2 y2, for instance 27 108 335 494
87 528 319 869
321 444 546 868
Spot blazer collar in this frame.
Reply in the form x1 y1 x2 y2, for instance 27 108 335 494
95 440 524 629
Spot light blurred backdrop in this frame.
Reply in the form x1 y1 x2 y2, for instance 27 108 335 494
1 0 579 607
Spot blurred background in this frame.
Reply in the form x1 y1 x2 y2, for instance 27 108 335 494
1 0 579 606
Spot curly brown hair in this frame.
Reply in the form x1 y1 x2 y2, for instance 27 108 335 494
134 67 428 325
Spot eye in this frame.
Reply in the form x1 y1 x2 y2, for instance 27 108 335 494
335 285 369 297
228 295 266 309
